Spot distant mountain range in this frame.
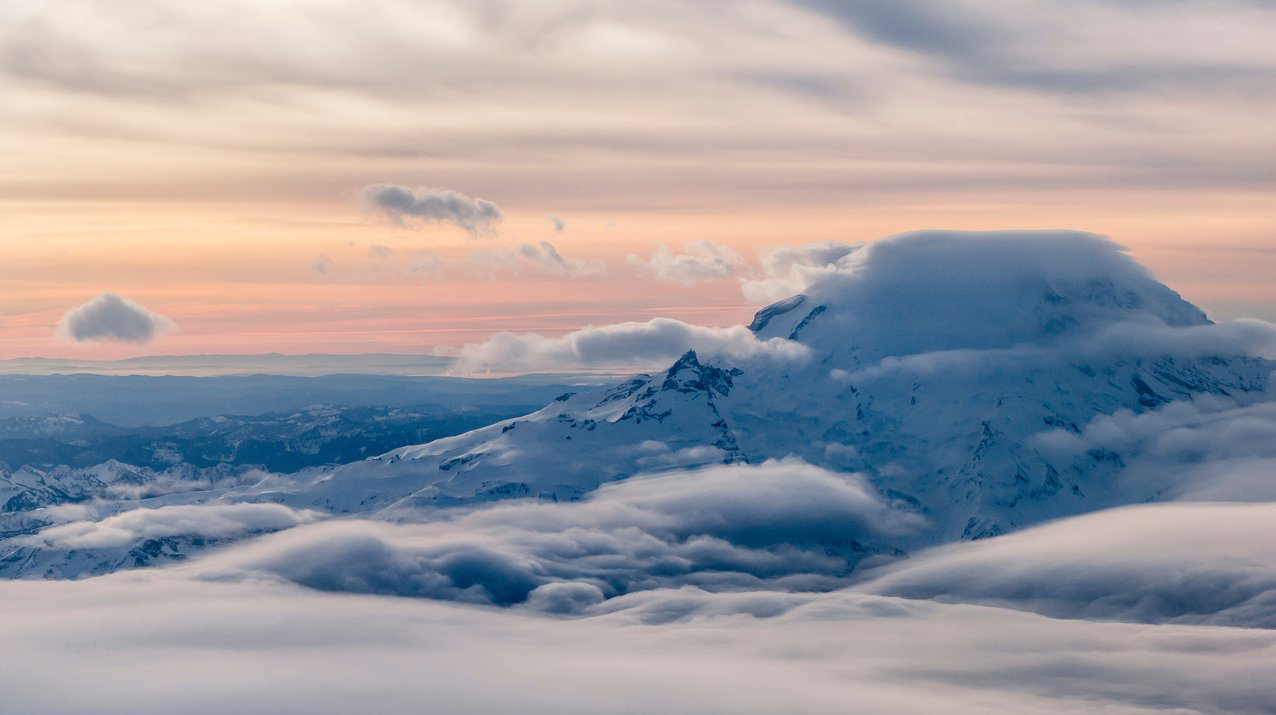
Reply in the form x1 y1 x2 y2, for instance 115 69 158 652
0 353 455 377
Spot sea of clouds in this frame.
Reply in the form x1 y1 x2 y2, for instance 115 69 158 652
7 451 1276 712
4 500 1275 714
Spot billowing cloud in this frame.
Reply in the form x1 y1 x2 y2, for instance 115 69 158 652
184 460 923 608
363 184 503 237
629 241 743 285
22 503 322 550
57 292 175 344
517 241 606 278
861 502 1276 628
1029 394 1276 502
6 432 1276 710
740 240 862 304
456 316 809 372
828 318 1276 388
1 525 1275 713
752 231 1214 357
4 0 1276 277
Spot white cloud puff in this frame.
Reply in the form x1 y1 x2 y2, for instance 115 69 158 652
455 317 809 372
629 241 743 285
363 184 503 237
57 292 175 344
740 240 862 304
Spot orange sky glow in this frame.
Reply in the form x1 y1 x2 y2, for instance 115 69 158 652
2 1 1273 363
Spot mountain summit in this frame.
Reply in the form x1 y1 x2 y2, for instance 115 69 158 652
751 230 1210 357
289 231 1271 542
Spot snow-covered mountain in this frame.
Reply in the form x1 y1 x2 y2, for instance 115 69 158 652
5 230 1275 578
255 231 1270 540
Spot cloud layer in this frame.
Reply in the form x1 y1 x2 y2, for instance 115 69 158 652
181 460 922 609
7 0 1273 212
862 502 1276 628
1031 395 1276 502
755 230 1212 357
4 0 1276 359
8 457 1276 712
57 293 175 344
1 535 1274 713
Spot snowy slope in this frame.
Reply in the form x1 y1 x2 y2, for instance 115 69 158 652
286 350 750 513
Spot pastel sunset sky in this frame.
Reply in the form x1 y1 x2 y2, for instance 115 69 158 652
2 0 1273 361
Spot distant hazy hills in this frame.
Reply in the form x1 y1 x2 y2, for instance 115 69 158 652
0 353 455 377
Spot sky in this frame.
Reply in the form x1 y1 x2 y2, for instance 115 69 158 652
1 0 1274 360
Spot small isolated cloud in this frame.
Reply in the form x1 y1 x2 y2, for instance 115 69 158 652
740 240 862 304
548 216 565 232
456 316 809 372
57 292 175 344
629 241 743 285
517 241 606 278
367 244 394 258
363 184 503 237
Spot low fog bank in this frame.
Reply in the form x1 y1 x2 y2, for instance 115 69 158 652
18 452 1276 627
0 571 1272 715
